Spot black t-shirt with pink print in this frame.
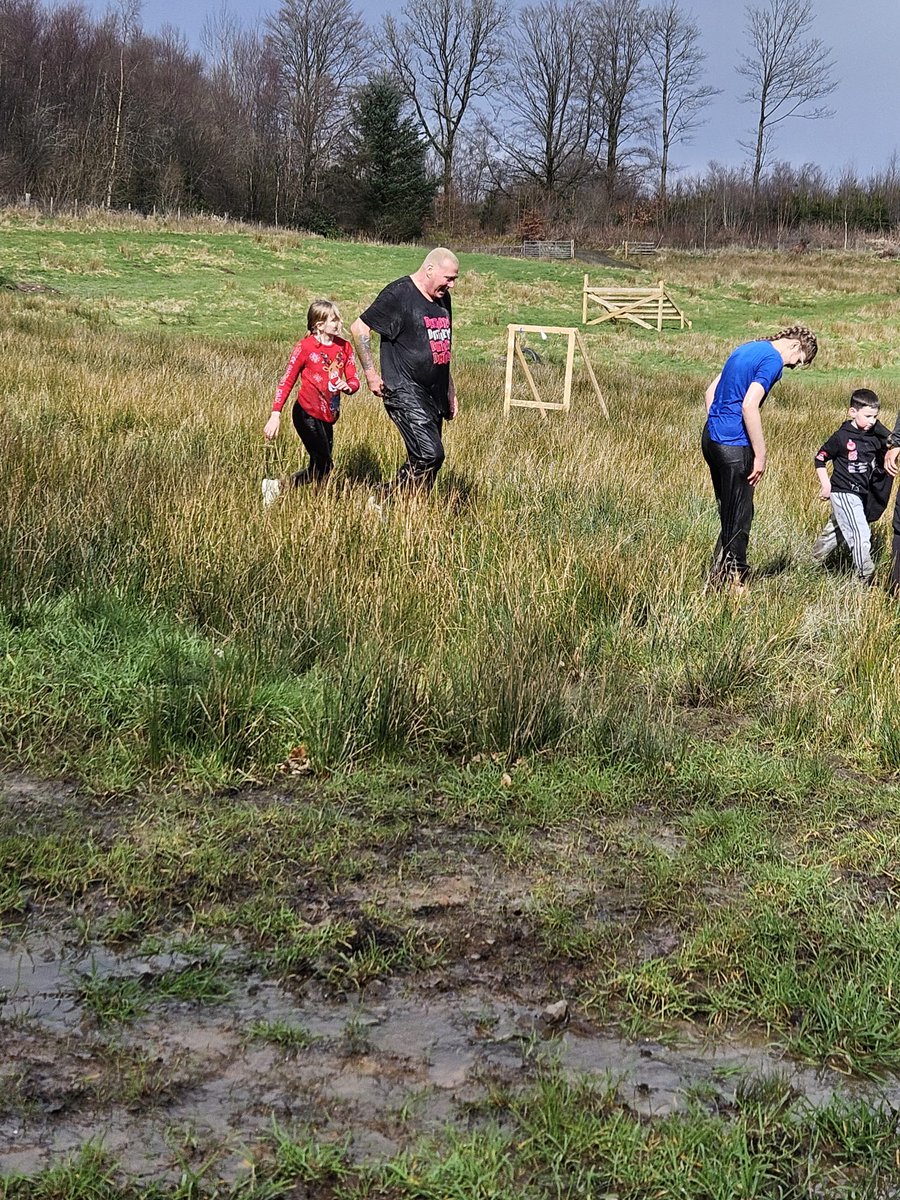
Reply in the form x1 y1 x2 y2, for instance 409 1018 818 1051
814 419 890 497
360 276 452 414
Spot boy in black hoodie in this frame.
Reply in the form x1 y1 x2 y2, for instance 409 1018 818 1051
812 388 891 582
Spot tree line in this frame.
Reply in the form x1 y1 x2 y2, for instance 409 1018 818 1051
1 0 897 246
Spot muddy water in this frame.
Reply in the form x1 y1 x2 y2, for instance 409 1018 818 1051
3 769 900 1183
2 931 899 1184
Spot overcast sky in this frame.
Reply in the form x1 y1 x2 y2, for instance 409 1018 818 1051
71 0 900 180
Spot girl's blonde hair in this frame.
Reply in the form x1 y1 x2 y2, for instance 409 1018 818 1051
307 298 341 333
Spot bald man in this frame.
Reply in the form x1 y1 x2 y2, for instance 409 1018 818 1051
351 248 459 493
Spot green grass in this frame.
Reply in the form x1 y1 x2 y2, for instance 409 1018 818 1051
2 1067 897 1198
77 953 231 1025
4 215 900 1190
3 212 900 380
0 219 601 347
245 1018 319 1052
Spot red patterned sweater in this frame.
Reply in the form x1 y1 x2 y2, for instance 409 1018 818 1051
273 334 360 423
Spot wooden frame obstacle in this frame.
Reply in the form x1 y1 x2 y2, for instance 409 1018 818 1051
503 324 608 418
582 275 692 331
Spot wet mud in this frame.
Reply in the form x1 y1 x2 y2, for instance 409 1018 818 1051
5 929 900 1183
2 773 899 1184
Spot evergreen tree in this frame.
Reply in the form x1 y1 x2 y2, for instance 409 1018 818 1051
349 77 436 242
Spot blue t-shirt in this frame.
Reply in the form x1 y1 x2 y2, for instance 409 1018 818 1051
706 341 784 446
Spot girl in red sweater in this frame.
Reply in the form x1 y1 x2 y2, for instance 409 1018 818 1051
263 299 360 488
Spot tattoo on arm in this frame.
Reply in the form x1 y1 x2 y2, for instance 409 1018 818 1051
359 334 375 373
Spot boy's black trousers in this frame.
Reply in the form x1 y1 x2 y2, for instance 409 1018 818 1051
702 423 754 583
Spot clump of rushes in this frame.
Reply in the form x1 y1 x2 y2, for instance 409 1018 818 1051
3 242 900 788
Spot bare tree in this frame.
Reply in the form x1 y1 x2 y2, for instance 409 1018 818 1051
584 0 648 206
489 0 596 199
266 0 366 207
201 6 275 218
382 0 506 216
201 1 249 93
0 0 53 196
105 0 140 209
642 1 719 210
737 0 836 202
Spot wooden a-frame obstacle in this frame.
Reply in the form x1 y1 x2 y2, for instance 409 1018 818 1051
582 275 691 331
503 324 609 418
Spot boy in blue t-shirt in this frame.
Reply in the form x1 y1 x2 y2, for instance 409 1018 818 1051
702 324 818 588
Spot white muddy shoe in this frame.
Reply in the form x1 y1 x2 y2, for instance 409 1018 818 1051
262 478 282 508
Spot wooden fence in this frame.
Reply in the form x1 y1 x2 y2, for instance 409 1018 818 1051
503 324 608 418
522 240 575 260
622 240 660 258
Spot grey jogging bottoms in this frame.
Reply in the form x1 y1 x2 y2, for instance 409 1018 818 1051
828 491 874 580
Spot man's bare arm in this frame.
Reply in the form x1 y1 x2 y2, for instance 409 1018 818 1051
350 317 383 396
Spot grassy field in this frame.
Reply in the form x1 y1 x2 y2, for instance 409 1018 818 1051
2 212 900 1195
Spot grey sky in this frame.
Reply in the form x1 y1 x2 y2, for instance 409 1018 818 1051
72 0 900 180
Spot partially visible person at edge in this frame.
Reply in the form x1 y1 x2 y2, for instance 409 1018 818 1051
876 414 900 592
702 324 818 589
263 299 360 489
350 248 458 497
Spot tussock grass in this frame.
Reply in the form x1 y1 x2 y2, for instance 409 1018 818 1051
3 282 900 785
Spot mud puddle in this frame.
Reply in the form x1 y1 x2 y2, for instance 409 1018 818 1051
2 930 899 1184
4 769 900 1186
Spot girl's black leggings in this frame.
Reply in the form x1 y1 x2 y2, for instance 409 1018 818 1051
291 404 334 484
701 423 754 583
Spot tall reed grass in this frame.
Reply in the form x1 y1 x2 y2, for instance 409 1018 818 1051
2 269 900 789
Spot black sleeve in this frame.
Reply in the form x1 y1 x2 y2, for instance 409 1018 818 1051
359 280 403 340
814 428 845 467
888 413 900 448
